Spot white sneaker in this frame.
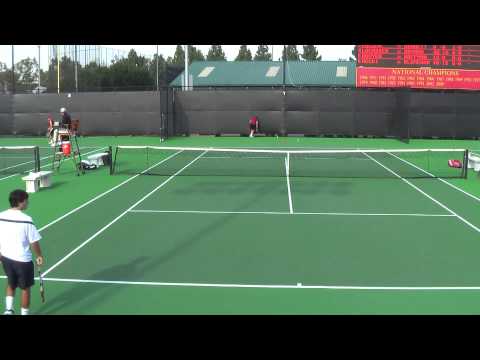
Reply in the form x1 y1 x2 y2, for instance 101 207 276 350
4 309 14 315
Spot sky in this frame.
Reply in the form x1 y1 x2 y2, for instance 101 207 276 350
0 45 354 70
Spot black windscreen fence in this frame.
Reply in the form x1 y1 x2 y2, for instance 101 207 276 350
1 88 479 139
172 88 480 139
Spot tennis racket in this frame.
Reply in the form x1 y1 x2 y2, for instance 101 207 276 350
38 269 45 303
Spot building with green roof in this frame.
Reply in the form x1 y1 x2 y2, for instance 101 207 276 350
170 61 356 88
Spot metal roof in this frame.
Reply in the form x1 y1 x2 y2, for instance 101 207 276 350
170 60 356 87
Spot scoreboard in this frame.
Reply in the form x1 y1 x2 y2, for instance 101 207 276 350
356 45 480 90
357 45 480 69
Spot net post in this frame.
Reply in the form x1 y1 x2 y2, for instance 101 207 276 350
111 146 119 175
427 149 430 174
109 146 113 175
286 151 290 176
463 149 469 179
146 146 149 168
34 146 40 172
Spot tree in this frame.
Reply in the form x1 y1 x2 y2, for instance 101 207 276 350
47 58 58 92
171 45 184 65
59 56 77 92
302 45 321 61
254 45 272 61
0 61 10 93
170 45 205 65
282 45 300 61
207 45 226 61
15 58 38 89
39 69 48 88
78 61 103 91
108 49 153 90
189 46 205 63
235 45 252 61
148 53 169 86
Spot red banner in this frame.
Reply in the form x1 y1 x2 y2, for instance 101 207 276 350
356 67 480 90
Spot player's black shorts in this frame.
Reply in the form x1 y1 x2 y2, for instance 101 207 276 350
1 256 34 290
249 123 257 131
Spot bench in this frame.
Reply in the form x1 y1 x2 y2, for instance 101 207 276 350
87 152 109 166
22 171 53 193
468 154 480 172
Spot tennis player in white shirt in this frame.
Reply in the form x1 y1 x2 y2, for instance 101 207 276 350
0 189 44 315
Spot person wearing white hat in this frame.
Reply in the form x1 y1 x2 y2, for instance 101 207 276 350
60 107 72 129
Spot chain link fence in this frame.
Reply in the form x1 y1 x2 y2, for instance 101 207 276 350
0 45 185 94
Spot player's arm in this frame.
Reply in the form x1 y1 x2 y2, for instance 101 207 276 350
30 241 44 266
27 222 44 266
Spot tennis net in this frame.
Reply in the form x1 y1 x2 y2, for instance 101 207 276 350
111 146 468 179
0 146 41 177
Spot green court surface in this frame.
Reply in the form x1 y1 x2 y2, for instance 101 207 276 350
1 135 480 314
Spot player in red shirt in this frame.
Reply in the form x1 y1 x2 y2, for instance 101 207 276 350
249 116 259 138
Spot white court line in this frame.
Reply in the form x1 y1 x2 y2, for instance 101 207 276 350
362 152 480 234
0 156 45 181
201 156 279 160
0 147 106 181
285 153 293 214
121 145 465 154
201 156 371 161
0 156 39 173
388 151 480 204
36 277 480 290
37 149 183 232
41 150 208 277
128 209 455 217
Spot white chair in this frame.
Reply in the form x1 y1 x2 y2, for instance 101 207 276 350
468 154 480 172
22 171 53 193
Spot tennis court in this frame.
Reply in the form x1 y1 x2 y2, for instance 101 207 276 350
2 136 480 314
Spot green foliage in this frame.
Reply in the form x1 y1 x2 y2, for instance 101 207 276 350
301 45 320 61
235 45 252 61
282 45 300 61
207 45 226 61
15 57 38 86
172 45 185 65
254 45 272 61
5 45 196 92
171 45 205 65
59 56 77 92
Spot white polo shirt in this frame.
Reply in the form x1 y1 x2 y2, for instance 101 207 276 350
0 209 41 262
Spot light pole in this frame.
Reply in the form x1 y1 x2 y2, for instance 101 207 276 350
184 45 189 90
57 46 60 94
38 45 41 90
156 45 159 91
11 45 15 94
75 45 78 93
283 45 286 90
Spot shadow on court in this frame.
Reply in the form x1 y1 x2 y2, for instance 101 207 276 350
43 181 66 190
37 256 152 315
170 178 353 196
143 180 281 268
36 180 280 314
